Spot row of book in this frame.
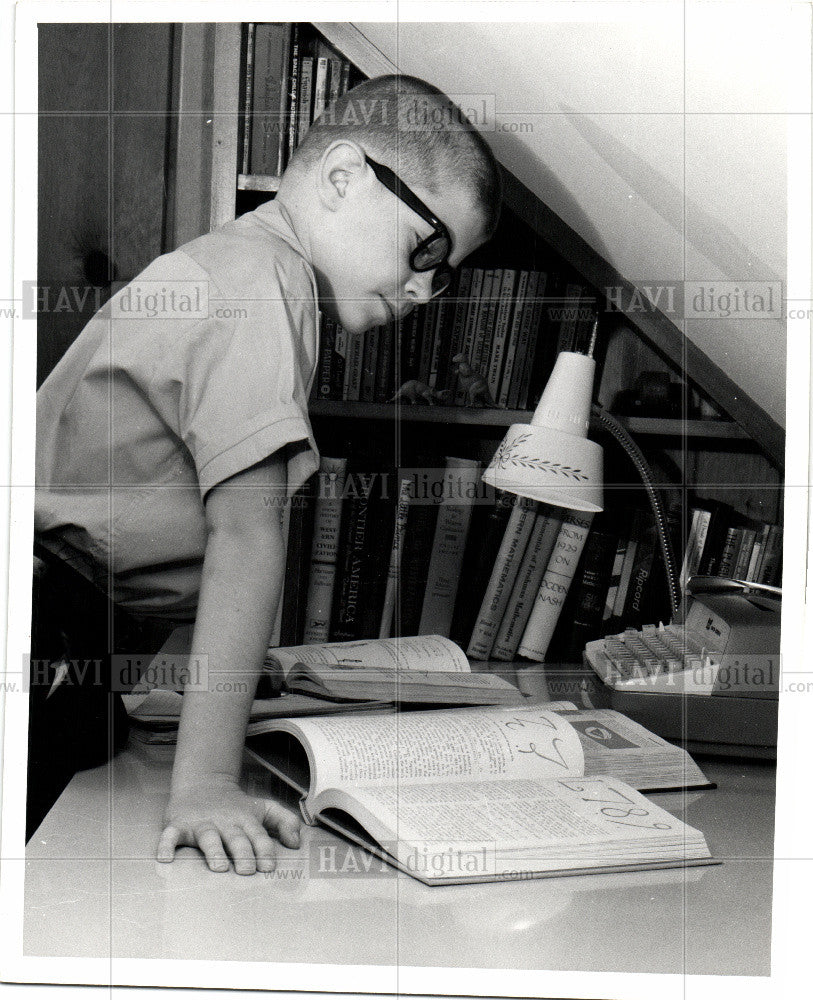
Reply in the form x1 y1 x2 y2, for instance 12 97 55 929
314 268 600 410
270 453 783 664
242 23 356 178
678 499 783 591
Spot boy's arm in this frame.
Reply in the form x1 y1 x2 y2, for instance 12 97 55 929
156 452 301 874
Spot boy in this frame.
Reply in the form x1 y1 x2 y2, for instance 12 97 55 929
31 75 501 873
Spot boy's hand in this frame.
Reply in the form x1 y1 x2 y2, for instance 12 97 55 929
157 776 301 875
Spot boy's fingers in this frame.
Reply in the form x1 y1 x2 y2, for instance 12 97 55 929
156 825 181 863
244 824 278 873
222 830 257 875
194 826 230 872
258 799 301 848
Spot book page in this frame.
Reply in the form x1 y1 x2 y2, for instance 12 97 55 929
266 635 470 678
320 776 708 881
559 709 711 789
280 704 584 801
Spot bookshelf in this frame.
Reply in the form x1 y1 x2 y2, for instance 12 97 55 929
173 20 784 658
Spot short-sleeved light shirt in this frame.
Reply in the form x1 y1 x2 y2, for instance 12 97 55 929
35 200 321 619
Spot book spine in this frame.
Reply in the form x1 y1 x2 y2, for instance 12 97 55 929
757 525 783 585
279 475 317 645
375 323 396 403
286 24 301 163
312 55 329 122
378 475 413 639
491 507 564 660
449 488 516 644
558 527 619 661
486 269 517 401
275 27 292 174
518 512 594 662
397 465 443 636
746 523 771 581
297 55 314 143
467 497 538 660
470 269 498 379
316 315 336 400
343 329 365 402
268 497 293 648
497 270 529 408
505 270 539 410
443 267 473 394
418 457 482 635
428 297 450 390
611 510 643 617
401 311 422 383
556 283 583 352
302 457 348 643
250 23 288 176
679 507 712 592
716 526 741 578
241 24 255 175
515 271 550 411
330 472 378 641
331 324 348 400
622 521 657 627
360 325 380 403
339 60 351 94
455 268 485 402
733 527 757 580
417 301 438 385
327 57 342 106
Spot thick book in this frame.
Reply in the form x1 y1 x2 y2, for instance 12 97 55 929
249 23 290 176
279 475 317 646
418 457 481 635
518 511 594 662
302 457 348 643
485 268 518 401
490 506 564 661
265 635 523 706
467 496 538 660
246 703 713 884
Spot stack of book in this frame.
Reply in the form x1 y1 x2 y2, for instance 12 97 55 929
242 23 355 178
314 269 600 410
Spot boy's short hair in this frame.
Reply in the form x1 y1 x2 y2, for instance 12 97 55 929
291 74 502 239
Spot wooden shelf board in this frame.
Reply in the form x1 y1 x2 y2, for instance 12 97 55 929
309 399 747 438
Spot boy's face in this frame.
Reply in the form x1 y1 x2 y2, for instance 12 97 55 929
311 142 488 334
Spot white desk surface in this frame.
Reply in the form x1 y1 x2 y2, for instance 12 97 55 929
23 736 775 979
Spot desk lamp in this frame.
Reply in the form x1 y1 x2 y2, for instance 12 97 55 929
482 322 681 620
482 328 604 513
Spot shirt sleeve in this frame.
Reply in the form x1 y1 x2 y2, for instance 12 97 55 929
177 261 320 499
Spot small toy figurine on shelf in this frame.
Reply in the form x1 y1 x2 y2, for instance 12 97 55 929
389 379 451 405
450 353 496 407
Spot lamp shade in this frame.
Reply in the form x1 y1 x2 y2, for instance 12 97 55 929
482 352 604 513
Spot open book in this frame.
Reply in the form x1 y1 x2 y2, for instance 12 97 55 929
247 704 714 885
264 635 525 705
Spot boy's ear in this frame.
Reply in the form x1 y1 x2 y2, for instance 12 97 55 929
318 141 371 211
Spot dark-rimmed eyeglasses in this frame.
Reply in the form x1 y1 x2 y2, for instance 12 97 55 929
366 154 454 298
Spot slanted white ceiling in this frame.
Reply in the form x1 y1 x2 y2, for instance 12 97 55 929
356 4 789 428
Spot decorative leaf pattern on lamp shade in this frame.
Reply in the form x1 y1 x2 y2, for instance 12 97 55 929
491 432 590 483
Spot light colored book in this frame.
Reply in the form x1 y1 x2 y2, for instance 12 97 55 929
247 703 713 885
518 511 594 662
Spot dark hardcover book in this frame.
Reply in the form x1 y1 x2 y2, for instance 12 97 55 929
448 488 517 645
428 296 452 391
621 515 659 629
330 459 384 641
316 315 336 400
696 499 738 577
375 322 396 403
395 462 443 637
441 268 473 395
471 269 500 378
554 525 619 662
400 310 423 384
250 24 291 176
360 325 381 403
417 301 438 385
497 269 529 408
506 270 543 409
330 323 347 401
357 465 398 638
279 475 318 645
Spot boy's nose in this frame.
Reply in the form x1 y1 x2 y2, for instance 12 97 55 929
403 269 435 305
